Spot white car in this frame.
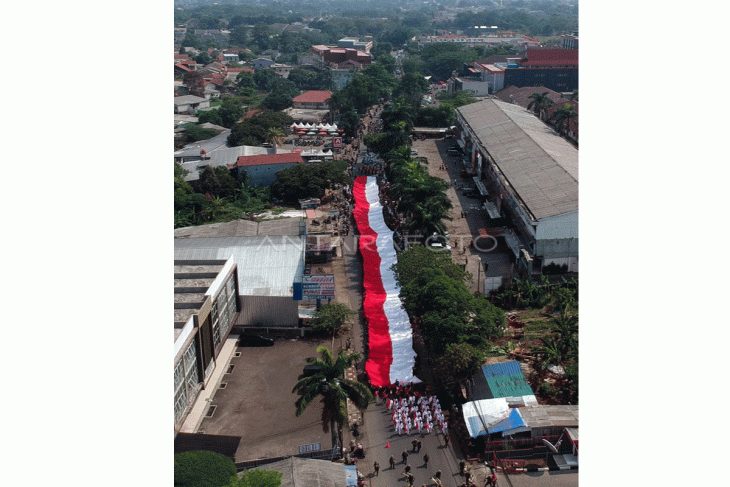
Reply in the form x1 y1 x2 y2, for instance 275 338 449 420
428 242 451 251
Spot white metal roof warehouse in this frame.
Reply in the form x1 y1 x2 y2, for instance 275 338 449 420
174 221 306 326
457 99 577 221
455 98 578 272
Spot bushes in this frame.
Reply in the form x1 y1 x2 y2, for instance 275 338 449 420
174 450 236 487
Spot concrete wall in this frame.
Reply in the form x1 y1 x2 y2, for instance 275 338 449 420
238 295 300 327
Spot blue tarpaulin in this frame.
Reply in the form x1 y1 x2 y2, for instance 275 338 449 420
345 465 358 486
487 408 526 435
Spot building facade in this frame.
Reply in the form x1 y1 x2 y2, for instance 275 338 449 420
174 258 240 432
455 99 578 274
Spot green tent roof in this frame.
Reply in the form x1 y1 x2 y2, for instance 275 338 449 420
486 374 534 398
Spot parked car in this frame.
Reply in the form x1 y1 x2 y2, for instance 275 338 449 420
238 334 275 347
302 364 323 377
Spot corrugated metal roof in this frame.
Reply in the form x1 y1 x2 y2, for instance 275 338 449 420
457 99 578 220
486 374 534 399
174 235 305 297
481 361 523 378
519 405 579 429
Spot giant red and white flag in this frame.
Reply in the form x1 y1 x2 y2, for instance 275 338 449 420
352 176 420 387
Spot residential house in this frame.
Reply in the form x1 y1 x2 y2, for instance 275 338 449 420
271 63 292 78
492 85 564 115
229 152 304 187
174 95 210 114
252 57 275 71
307 45 371 68
225 67 254 83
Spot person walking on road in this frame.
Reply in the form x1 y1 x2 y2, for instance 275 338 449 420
402 451 408 464
485 472 497 486
423 453 429 468
417 440 422 452
373 461 379 476
412 439 418 452
443 434 450 448
389 456 396 470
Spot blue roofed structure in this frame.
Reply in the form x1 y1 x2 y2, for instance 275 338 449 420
468 361 537 406
487 408 529 436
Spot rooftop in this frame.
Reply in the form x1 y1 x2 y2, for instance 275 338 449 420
174 234 305 297
520 48 579 67
174 217 304 239
292 90 332 104
457 99 578 220
519 405 579 429
174 260 228 333
232 152 304 167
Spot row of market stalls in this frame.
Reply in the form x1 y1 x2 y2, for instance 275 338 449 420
290 122 343 136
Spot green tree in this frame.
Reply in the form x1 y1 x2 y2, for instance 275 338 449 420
392 245 469 288
254 69 278 91
174 450 236 487
264 127 286 153
550 104 578 136
432 343 485 389
218 97 246 128
527 92 554 120
371 41 392 58
226 469 282 487
310 302 355 335
292 346 373 450
261 92 293 111
183 125 221 143
270 160 350 204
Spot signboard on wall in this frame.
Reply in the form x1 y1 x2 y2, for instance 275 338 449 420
333 137 343 148
302 275 335 299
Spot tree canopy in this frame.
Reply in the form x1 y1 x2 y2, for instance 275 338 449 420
310 302 355 335
270 160 350 204
226 469 282 487
174 450 236 487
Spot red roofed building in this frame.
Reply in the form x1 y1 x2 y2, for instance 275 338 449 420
308 45 371 67
230 152 303 186
502 48 578 93
518 48 579 68
292 91 332 110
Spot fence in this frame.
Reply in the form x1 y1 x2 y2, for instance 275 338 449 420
483 434 561 452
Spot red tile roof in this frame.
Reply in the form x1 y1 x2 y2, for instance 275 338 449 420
292 90 332 104
233 152 303 167
175 63 192 72
175 54 190 60
520 49 578 67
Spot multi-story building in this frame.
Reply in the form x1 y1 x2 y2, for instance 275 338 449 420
174 258 240 432
449 48 578 95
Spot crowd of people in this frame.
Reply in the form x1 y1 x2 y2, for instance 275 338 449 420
374 384 449 437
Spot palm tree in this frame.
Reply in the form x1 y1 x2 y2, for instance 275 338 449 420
265 127 286 154
527 92 554 120
292 346 373 451
550 104 578 137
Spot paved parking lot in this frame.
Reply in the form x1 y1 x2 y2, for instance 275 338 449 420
411 137 516 292
198 336 338 463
